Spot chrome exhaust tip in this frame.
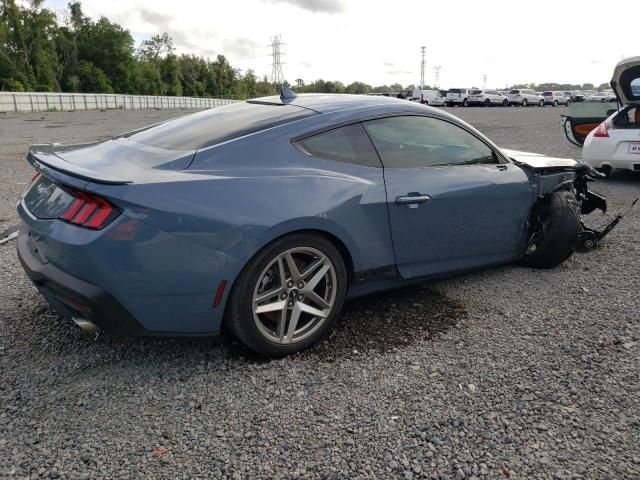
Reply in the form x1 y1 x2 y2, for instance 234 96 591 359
72 317 98 333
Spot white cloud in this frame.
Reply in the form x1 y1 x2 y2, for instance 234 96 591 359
55 0 623 88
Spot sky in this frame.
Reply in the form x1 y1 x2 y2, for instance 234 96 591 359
45 0 633 89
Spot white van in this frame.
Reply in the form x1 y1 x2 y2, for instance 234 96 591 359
400 89 446 106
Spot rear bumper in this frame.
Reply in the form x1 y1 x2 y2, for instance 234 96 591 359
17 229 147 336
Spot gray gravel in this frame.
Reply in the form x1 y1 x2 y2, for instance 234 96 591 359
1 106 639 480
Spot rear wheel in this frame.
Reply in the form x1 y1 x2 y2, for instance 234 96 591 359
553 100 558 107
226 233 348 357
462 98 468 107
519 191 580 269
538 99 544 107
502 99 508 107
522 99 528 107
566 100 571 107
484 99 491 107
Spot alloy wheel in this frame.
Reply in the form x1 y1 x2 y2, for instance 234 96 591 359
252 247 337 345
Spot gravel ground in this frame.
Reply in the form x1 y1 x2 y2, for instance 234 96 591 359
1 106 639 480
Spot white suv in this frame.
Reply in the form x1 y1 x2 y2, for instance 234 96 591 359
542 91 571 106
467 89 509 107
445 88 471 107
508 89 544 107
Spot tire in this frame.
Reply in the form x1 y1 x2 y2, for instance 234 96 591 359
502 99 508 107
538 99 544 107
518 191 580 269
566 100 570 107
462 98 468 107
553 100 558 107
226 232 348 357
484 99 491 107
522 99 528 107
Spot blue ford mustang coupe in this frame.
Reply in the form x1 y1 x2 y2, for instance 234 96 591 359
17 91 614 356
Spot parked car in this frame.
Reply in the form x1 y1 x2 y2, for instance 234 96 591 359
585 91 617 103
467 89 509 107
508 89 544 106
445 88 471 106
542 91 571 106
400 89 446 106
508 89 543 106
418 89 446 106
17 91 612 357
578 57 640 176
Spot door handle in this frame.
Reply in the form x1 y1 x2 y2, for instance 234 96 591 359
395 193 431 207
496 164 508 171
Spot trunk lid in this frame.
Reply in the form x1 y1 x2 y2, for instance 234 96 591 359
611 56 640 106
28 138 196 185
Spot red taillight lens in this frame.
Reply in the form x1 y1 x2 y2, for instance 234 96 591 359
593 121 609 138
59 190 118 229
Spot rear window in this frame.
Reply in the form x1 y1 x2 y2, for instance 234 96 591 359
124 102 316 150
542 91 552 96
448 89 462 94
470 90 483 95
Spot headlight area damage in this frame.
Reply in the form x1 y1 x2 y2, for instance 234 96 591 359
502 149 637 267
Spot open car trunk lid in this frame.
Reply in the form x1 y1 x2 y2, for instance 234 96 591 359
611 56 640 106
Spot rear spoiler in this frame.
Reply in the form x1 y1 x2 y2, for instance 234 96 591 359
27 147 131 185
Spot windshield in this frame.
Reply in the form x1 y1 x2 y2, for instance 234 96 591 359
509 90 520 94
470 90 482 95
124 101 316 150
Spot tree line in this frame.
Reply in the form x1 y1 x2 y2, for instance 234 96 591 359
0 1 609 99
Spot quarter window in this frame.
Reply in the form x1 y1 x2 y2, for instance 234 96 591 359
363 116 498 169
295 123 382 168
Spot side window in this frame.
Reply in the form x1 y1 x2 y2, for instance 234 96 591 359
295 123 382 168
363 116 497 169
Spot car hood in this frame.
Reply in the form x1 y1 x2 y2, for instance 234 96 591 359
611 56 640 106
501 149 580 169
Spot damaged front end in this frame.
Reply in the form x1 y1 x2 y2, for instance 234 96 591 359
502 149 635 253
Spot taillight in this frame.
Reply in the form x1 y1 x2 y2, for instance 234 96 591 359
593 121 609 138
59 189 119 229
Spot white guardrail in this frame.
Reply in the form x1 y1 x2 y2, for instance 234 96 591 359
0 92 238 113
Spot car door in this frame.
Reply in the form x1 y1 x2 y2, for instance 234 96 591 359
363 115 532 279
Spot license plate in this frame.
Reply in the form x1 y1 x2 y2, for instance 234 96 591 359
629 142 640 154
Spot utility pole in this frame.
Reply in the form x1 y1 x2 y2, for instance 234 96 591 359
420 46 426 89
269 35 285 88
482 74 487 89
433 66 441 88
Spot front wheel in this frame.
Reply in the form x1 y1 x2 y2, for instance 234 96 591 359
519 191 580 269
502 99 508 107
484 99 491 107
553 100 558 107
538 99 544 107
522 99 528 107
462 98 468 107
226 233 348 357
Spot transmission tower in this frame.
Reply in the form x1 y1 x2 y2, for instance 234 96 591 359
420 46 426 89
433 66 441 88
269 35 285 88
482 74 487 89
